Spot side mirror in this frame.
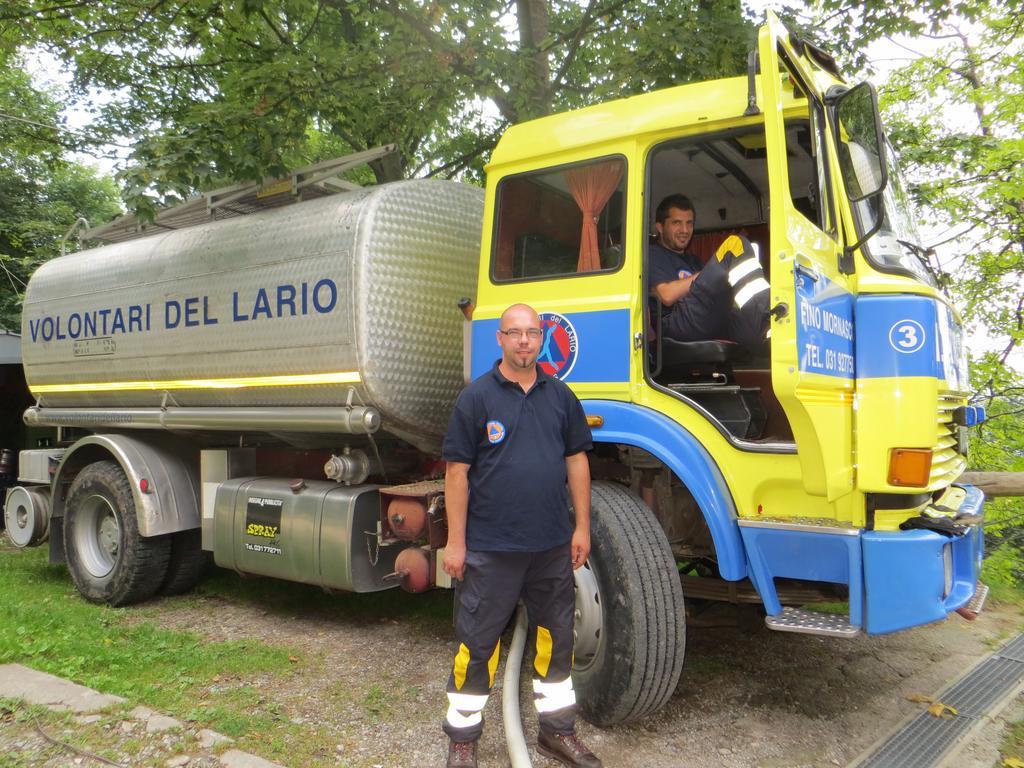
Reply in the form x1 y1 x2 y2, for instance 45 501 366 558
827 83 888 256
829 82 888 201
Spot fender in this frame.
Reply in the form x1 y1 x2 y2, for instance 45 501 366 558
51 432 200 540
581 400 746 580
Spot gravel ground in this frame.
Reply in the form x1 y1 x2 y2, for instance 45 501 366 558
2 577 1021 768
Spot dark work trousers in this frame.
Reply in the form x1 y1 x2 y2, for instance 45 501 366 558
663 234 770 352
443 543 576 743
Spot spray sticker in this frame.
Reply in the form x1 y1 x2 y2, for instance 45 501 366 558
245 496 283 555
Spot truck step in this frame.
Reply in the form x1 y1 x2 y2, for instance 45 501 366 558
956 581 989 621
765 607 861 637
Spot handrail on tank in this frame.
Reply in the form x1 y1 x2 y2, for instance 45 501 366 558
60 217 91 256
23 405 381 434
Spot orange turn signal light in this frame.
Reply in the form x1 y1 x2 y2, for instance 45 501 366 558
586 415 604 428
888 448 932 487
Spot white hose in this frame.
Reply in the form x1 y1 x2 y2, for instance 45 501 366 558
502 603 533 768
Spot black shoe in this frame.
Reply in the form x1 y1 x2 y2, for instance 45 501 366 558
537 730 602 768
447 738 478 768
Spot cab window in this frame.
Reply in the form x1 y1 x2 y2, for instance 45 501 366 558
491 156 626 282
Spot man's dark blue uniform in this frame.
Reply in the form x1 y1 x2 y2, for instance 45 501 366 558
441 359 593 753
443 361 592 551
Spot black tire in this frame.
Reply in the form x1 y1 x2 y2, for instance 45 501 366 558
160 528 213 596
573 481 686 726
63 460 171 606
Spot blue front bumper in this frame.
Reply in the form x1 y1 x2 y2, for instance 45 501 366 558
862 485 985 634
740 484 986 635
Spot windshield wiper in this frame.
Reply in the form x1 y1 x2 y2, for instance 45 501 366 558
897 238 940 282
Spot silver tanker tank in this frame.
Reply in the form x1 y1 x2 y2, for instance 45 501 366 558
21 180 484 452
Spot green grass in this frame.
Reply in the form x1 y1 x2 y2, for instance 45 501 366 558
0 542 451 766
982 551 1024 612
801 601 849 615
0 546 294 714
999 716 1024 766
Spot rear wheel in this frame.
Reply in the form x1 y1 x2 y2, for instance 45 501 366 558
64 461 171 606
573 481 686 725
160 528 212 596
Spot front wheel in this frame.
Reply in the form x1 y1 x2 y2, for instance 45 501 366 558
573 481 686 725
64 461 171 606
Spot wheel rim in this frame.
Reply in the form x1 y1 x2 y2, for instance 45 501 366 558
573 559 604 672
73 494 121 578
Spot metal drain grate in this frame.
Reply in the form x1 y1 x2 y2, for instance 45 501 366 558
998 633 1024 664
855 632 1024 768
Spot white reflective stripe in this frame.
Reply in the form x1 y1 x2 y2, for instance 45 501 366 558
535 690 577 713
735 277 770 308
532 677 574 695
445 705 483 729
728 256 762 286
447 692 489 712
532 676 576 713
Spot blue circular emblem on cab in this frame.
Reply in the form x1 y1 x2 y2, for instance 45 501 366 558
486 420 506 444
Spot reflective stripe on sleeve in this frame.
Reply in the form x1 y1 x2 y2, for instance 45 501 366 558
735 277 770 308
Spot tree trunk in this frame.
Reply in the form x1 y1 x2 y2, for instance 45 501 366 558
515 0 552 118
960 472 1024 497
369 152 405 183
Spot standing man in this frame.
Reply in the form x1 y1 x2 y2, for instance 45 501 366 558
650 193 770 352
441 303 601 768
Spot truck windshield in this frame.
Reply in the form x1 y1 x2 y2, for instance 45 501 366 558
856 146 937 287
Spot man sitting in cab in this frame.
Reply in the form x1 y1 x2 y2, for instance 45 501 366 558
649 194 770 353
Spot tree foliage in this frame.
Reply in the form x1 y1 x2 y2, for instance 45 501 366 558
0 61 122 331
1 0 754 214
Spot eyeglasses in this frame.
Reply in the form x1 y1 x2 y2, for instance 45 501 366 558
498 328 543 340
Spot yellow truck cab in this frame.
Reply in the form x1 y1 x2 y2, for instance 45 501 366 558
468 12 985 720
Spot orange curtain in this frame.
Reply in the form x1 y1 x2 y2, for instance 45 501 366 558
563 160 623 273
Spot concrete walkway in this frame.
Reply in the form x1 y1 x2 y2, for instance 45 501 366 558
0 663 287 768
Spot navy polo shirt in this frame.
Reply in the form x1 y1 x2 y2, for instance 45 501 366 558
442 360 593 552
649 243 703 314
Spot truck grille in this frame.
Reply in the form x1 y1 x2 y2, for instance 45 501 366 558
932 397 966 486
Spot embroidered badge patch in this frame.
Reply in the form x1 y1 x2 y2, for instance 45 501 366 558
486 420 506 444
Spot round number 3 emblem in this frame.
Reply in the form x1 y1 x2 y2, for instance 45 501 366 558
888 319 926 354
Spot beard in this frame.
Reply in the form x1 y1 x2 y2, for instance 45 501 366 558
507 349 538 369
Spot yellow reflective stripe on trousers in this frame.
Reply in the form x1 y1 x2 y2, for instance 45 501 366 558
532 676 576 714
453 643 471 690
534 626 553 677
453 640 501 691
487 640 501 688
715 234 745 261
